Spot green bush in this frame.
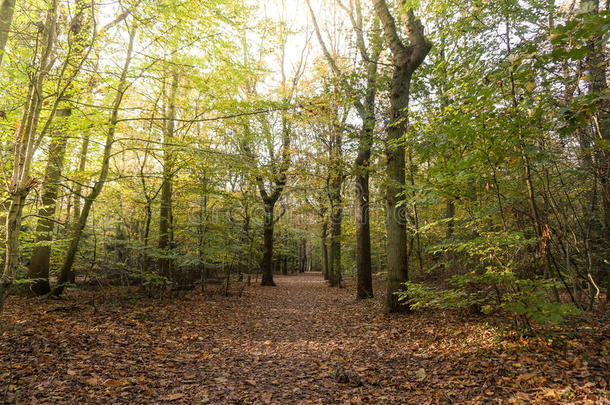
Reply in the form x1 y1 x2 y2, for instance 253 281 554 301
400 272 580 329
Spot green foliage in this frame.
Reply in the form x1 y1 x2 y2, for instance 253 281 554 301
401 270 580 329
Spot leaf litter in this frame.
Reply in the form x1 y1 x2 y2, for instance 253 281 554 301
1 273 608 404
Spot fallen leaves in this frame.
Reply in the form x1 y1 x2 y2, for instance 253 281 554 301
0 273 608 404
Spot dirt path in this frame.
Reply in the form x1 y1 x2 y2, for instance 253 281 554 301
1 273 608 404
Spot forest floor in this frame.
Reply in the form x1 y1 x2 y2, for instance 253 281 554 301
1 272 608 404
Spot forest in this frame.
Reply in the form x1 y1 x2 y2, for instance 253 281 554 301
0 0 608 403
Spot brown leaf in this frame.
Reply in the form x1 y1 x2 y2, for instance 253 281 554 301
162 393 184 401
516 373 536 384
261 392 272 404
85 377 99 385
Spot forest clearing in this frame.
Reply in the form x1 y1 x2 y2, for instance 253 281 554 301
0 0 609 403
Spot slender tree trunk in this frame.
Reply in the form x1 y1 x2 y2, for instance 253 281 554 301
307 0 378 296
72 133 90 226
28 107 71 295
261 202 276 286
505 21 552 280
0 0 15 67
281 255 287 275
158 72 179 281
53 25 136 296
445 198 455 238
581 0 610 303
328 127 343 287
329 203 342 287
321 219 328 280
355 167 373 297
299 238 306 273
0 192 25 310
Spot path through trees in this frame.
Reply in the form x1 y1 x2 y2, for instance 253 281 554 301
1 273 608 404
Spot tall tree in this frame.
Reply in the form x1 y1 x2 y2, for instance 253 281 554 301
0 0 15 67
307 0 381 298
54 24 137 295
27 0 93 293
373 0 431 313
581 0 609 303
1 0 59 310
327 105 345 287
158 72 179 281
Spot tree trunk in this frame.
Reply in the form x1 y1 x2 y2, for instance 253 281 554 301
355 167 373 298
328 116 343 287
0 0 15 67
28 108 71 295
0 192 25 311
158 72 179 281
321 219 329 280
72 133 90 228
261 203 276 286
329 207 342 287
373 0 431 313
53 25 136 296
445 199 455 238
384 64 410 310
300 238 307 273
582 0 610 303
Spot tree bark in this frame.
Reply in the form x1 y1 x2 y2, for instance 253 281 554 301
72 133 90 225
328 203 342 287
261 203 276 286
321 219 329 280
328 117 344 287
373 0 431 313
158 72 179 281
0 0 15 67
355 165 373 298
27 107 71 295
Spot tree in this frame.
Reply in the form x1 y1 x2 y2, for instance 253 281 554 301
307 0 382 298
0 0 15 67
158 72 179 281
581 0 609 304
373 0 431 313
54 24 137 295
27 108 71 295
1 0 84 308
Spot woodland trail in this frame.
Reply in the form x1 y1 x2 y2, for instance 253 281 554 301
1 273 609 404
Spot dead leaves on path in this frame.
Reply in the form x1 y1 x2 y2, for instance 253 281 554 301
1 273 608 404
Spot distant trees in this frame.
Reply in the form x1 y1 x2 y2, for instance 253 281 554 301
307 0 382 297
